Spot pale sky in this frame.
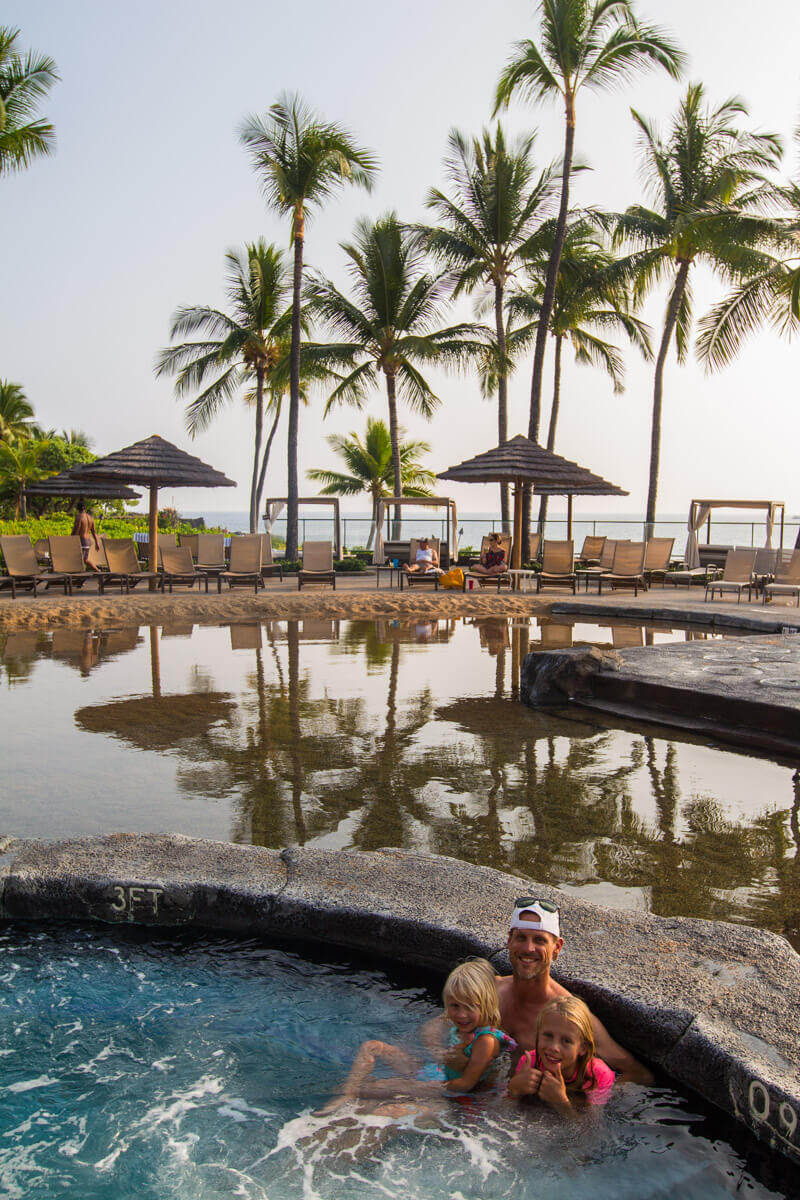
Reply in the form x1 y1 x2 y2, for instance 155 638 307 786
2 0 799 520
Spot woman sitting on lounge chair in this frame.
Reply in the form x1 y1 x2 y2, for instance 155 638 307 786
402 536 439 575
470 532 507 577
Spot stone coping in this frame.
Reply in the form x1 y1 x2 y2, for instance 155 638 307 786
0 832 798 1164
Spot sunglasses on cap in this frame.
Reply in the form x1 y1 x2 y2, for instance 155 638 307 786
514 896 559 914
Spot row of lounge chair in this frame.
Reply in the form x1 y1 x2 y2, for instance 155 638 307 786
703 547 800 604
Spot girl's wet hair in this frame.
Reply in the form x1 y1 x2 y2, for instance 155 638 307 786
536 995 596 1092
442 958 501 1028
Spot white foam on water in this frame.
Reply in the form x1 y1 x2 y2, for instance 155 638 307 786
3 1075 57 1094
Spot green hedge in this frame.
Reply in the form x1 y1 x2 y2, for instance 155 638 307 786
0 516 227 540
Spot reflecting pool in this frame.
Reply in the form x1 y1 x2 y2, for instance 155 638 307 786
1 618 798 946
0 924 792 1200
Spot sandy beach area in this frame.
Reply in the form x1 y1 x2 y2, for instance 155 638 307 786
0 579 551 631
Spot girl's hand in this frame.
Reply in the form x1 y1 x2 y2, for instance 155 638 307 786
443 1043 469 1072
508 1063 543 1098
538 1064 571 1111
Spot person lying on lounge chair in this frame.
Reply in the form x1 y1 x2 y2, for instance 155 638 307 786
402 537 439 575
470 532 507 577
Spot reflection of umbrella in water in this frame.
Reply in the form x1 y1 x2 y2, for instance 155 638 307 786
75 626 235 751
435 697 599 743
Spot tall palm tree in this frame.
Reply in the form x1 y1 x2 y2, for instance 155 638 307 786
307 417 435 548
512 219 652 527
0 26 58 178
306 212 485 536
422 124 557 526
157 241 302 533
616 85 783 534
495 0 683 532
0 380 36 443
239 94 378 558
0 437 53 517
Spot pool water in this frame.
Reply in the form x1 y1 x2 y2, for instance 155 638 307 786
0 924 792 1200
1 618 798 946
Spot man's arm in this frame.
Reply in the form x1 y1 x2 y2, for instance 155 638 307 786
591 1013 653 1085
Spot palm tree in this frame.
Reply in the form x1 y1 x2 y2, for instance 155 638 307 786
0 380 36 443
422 124 557 526
495 0 683 534
495 0 683 446
307 417 435 548
0 26 58 178
512 218 652 527
239 94 378 558
0 437 53 516
616 85 783 534
157 241 303 533
695 171 800 373
306 212 484 536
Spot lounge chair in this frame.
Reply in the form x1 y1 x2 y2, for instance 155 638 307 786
402 537 444 589
260 533 283 581
763 549 800 606
643 537 675 585
49 535 105 592
32 537 51 566
463 533 512 591
178 533 199 561
220 535 263 593
102 538 162 593
196 533 228 584
0 535 71 599
536 540 576 592
579 539 626 591
139 532 177 567
753 548 778 596
528 532 542 564
298 540 336 589
596 542 647 596
704 548 756 603
160 545 210 593
577 535 606 566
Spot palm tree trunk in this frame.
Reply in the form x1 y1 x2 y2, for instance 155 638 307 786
19 483 26 520
494 281 510 531
255 400 283 526
537 334 562 534
647 260 690 538
385 370 403 539
249 368 265 533
524 91 576 539
286 208 305 561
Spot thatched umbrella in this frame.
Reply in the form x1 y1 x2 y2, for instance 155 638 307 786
25 471 141 501
66 435 236 573
438 435 627 569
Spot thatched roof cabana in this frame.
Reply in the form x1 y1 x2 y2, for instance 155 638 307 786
438 435 627 568
67 435 236 573
25 472 140 501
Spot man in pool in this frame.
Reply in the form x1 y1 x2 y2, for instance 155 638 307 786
447 899 653 1092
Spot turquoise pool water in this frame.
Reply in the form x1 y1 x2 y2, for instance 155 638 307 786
1 617 798 946
0 924 791 1200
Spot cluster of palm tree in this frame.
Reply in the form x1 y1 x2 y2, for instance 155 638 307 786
156 0 800 547
0 25 57 179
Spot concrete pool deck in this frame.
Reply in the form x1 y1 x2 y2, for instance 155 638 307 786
0 832 798 1164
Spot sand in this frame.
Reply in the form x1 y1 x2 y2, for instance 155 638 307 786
0 582 551 631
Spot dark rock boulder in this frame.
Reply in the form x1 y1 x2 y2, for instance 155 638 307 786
521 646 621 705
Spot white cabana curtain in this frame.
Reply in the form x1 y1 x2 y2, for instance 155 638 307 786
766 504 775 549
266 502 285 532
685 502 712 569
373 500 386 564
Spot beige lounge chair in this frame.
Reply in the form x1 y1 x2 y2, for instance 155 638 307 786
298 540 335 589
463 533 512 591
597 542 647 596
102 538 162 593
528 532 542 564
704 548 756 603
763 549 800 606
0 535 71 599
194 533 227 583
753 547 778 595
178 532 199 561
260 532 283 581
536 540 576 592
403 537 443 589
577 535 606 566
160 545 210 593
220 535 263 592
644 537 675 585
579 538 626 590
49 535 105 592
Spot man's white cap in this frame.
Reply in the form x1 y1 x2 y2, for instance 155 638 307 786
509 902 560 939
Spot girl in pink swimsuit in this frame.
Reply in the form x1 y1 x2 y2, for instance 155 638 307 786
515 995 615 1111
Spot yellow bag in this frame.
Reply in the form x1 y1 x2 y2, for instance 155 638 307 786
439 567 465 590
